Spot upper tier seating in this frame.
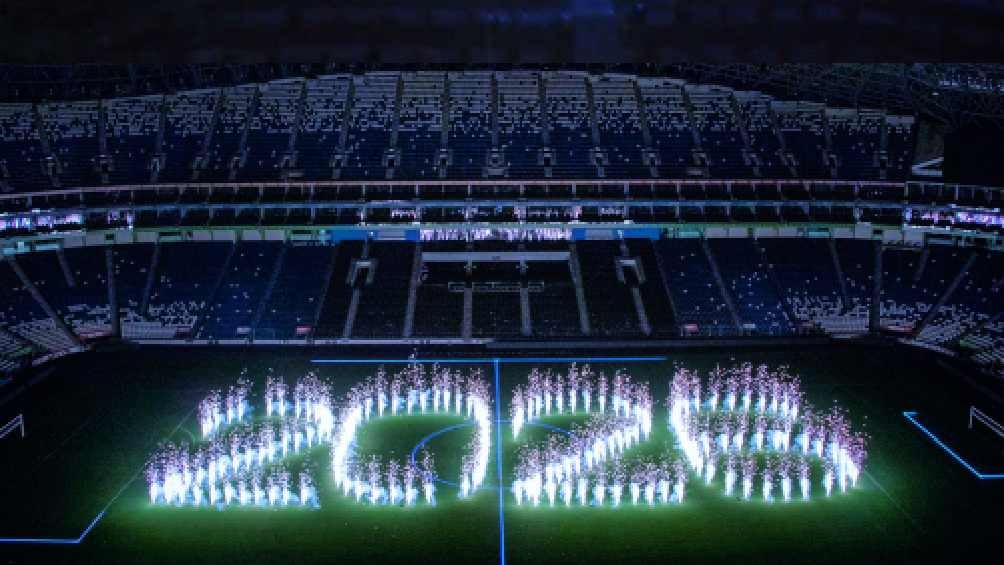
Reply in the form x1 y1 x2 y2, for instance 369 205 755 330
639 77 697 178
341 73 397 181
545 72 594 179
201 85 256 181
105 95 161 184
396 72 444 180
828 108 883 180
160 89 217 182
498 71 544 179
447 71 492 180
238 80 302 181
0 103 51 192
0 72 918 191
687 84 752 179
41 101 101 188
592 74 648 178
774 101 828 179
296 75 351 181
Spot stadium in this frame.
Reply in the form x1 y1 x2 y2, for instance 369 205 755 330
2 58 1004 563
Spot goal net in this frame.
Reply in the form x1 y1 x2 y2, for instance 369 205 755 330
969 406 1004 440
0 413 24 441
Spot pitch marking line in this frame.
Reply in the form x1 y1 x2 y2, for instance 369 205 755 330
0 405 197 545
902 411 1004 480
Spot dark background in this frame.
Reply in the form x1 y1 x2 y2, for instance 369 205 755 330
944 124 1004 186
1 0 1002 63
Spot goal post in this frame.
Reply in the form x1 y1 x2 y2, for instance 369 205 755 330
969 406 1004 440
0 413 24 440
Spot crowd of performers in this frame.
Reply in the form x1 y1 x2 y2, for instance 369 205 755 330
510 363 868 507
668 364 868 502
511 365 678 507
147 361 868 511
146 372 333 508
330 364 493 505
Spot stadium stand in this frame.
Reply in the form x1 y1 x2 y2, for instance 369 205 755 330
296 75 350 181
18 247 112 339
201 85 256 181
160 89 217 182
351 242 415 338
238 80 302 181
708 239 793 336
143 242 232 339
397 73 444 180
592 74 648 179
917 252 1004 346
199 241 282 340
655 239 735 336
0 71 920 189
526 260 581 338
41 101 101 188
105 95 161 184
341 73 397 181
113 243 155 339
879 246 971 331
7 70 1004 382
639 77 698 178
774 100 828 179
828 108 883 180
447 71 493 180
829 239 874 334
760 238 845 333
498 71 544 179
0 103 52 193
256 244 333 340
686 84 751 179
578 240 644 337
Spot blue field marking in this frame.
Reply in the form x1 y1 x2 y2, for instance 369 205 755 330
3 357 663 546
493 359 506 565
316 355 667 565
903 411 1004 480
312 356 667 365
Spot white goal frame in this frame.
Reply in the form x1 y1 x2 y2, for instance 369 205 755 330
0 413 24 440
969 406 1004 440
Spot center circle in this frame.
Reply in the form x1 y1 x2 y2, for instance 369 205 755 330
408 419 572 488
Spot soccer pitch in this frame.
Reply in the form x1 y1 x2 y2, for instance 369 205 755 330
0 346 1000 564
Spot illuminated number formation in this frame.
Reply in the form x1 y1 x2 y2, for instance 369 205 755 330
669 364 867 502
330 364 493 506
510 365 689 507
145 373 333 508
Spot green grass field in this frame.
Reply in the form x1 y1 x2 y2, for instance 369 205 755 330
0 345 1001 564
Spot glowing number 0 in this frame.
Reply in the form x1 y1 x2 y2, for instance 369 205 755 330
329 365 492 506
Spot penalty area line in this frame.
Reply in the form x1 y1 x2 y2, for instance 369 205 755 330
861 468 923 535
902 411 1004 480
